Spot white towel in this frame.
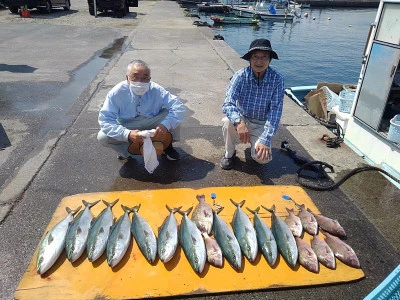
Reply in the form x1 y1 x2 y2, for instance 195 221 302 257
138 129 159 173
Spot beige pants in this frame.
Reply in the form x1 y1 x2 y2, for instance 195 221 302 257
222 116 272 164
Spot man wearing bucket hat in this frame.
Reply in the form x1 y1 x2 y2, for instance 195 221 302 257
220 38 284 170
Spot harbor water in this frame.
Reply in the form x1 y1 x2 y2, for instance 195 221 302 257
198 7 378 87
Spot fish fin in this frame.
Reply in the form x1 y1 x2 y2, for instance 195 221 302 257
76 226 82 235
179 206 193 216
48 233 54 244
82 199 101 208
196 194 205 202
261 204 275 213
246 206 260 214
99 227 105 234
230 198 239 206
103 199 119 208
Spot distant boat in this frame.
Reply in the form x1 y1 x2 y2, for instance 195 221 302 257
229 1 301 21
210 15 260 24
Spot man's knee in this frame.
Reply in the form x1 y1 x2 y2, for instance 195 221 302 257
97 130 116 147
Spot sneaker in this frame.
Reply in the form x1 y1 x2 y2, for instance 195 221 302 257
164 144 180 161
117 154 132 161
220 151 236 170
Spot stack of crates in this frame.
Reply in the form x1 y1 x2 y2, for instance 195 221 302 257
339 90 356 113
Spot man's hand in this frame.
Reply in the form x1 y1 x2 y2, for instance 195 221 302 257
255 142 271 161
128 130 143 143
236 120 250 144
154 124 168 139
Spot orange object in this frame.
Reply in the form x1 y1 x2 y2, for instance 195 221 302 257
20 9 30 18
15 186 364 299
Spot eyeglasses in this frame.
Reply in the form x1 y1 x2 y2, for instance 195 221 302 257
250 54 270 61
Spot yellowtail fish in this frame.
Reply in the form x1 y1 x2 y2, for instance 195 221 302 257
87 199 119 262
178 207 206 274
65 200 100 263
106 205 133 268
230 199 258 262
157 205 181 263
211 207 242 271
247 207 278 266
262 205 298 268
37 206 81 275
131 204 157 264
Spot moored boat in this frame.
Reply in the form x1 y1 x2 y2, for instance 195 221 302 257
229 2 300 21
284 0 400 180
210 15 260 24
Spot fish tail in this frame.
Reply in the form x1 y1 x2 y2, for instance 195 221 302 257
246 207 260 214
213 206 224 215
102 198 119 208
132 204 141 212
261 204 275 213
286 207 294 213
177 206 193 216
121 204 134 213
229 199 245 207
82 199 101 208
66 205 82 215
166 204 182 213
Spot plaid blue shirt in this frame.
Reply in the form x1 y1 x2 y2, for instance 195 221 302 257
222 66 284 147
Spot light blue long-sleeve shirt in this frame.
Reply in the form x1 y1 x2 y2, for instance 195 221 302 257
99 80 185 142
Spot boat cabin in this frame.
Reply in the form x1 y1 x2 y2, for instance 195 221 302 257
345 0 400 176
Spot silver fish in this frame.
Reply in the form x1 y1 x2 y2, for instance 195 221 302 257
191 194 213 234
37 206 81 274
230 199 258 262
321 230 360 268
131 204 157 264
295 237 319 273
202 232 223 268
87 199 119 262
211 207 242 270
157 205 181 263
178 207 207 274
262 205 298 268
307 208 347 238
295 203 318 236
65 200 100 263
285 207 303 237
311 235 336 270
247 207 278 266
106 205 133 268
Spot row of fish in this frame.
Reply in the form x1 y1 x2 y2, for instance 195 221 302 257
36 195 360 276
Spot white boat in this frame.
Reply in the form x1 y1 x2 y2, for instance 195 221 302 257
230 2 300 21
286 0 400 179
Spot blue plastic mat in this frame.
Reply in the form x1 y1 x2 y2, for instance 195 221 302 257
364 265 400 300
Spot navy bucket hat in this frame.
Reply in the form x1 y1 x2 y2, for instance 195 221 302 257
241 38 279 61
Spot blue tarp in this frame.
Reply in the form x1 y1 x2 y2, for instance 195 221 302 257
268 4 276 14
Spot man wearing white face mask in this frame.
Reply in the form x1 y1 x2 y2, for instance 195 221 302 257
97 60 186 161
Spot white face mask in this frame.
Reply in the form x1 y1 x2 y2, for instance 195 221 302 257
130 81 150 96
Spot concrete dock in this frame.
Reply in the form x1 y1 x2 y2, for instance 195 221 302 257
0 1 398 299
